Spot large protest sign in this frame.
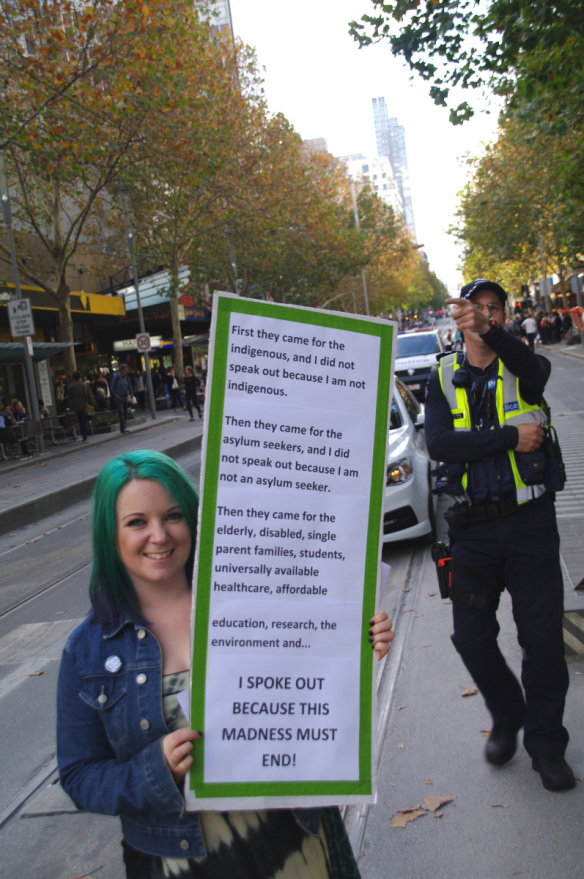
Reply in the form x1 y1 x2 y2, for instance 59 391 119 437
187 293 395 809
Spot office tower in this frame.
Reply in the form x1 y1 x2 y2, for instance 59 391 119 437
337 153 403 218
372 97 416 239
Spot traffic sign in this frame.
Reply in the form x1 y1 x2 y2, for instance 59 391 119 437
7 298 35 338
136 332 151 352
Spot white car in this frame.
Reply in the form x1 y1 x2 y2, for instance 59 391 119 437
382 378 437 543
393 329 444 400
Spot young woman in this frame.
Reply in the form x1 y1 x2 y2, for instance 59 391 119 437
57 450 393 878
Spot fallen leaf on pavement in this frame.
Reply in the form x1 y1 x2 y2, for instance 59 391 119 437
397 705 408 711
391 807 426 828
491 803 509 808
397 743 406 750
461 686 478 697
422 794 456 812
425 592 437 597
55 611 64 615
42 462 48 467
28 671 44 677
12 484 21 488
423 779 433 785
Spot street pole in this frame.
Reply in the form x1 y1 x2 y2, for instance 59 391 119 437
117 184 156 420
349 180 370 316
0 151 44 450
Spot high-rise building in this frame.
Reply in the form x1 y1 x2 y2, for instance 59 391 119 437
337 153 403 218
195 0 234 39
372 97 416 239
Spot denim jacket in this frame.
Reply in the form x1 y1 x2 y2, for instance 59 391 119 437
57 614 321 859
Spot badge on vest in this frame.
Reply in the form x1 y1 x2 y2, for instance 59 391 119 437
504 401 520 412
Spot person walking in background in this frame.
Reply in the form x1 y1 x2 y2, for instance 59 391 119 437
521 313 537 350
133 369 146 411
425 278 574 792
184 365 202 420
68 372 95 443
110 363 136 434
167 366 182 412
57 450 394 878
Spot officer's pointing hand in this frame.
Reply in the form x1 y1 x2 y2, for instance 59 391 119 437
445 298 490 335
515 422 545 453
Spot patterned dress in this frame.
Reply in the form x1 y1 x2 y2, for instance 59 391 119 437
122 671 361 879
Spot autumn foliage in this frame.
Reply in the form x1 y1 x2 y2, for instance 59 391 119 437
0 0 429 377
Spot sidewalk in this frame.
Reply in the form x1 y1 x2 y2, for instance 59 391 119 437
359 551 584 879
0 409 205 535
542 338 584 360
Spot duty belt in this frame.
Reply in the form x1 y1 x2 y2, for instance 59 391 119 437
445 492 547 527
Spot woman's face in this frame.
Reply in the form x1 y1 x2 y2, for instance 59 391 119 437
116 479 192 597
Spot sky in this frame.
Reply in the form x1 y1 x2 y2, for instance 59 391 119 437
230 0 501 295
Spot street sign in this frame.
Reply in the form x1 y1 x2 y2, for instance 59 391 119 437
136 332 151 352
7 298 35 338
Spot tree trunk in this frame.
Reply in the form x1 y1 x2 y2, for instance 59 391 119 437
168 265 184 379
57 281 77 379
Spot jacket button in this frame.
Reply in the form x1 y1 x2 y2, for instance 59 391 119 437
180 840 190 851
97 693 108 705
140 718 150 730
137 629 147 639
136 673 147 685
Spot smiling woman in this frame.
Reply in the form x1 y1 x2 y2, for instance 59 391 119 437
116 480 192 600
56 449 394 878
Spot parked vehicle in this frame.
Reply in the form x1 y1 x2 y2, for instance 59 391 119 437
383 378 437 543
394 330 444 400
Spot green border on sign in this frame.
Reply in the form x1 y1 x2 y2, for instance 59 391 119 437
189 296 393 800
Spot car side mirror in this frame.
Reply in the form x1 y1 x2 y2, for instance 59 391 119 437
414 411 425 430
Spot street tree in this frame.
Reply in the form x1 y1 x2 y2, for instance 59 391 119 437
190 124 364 310
0 0 227 378
349 1 584 128
452 116 581 303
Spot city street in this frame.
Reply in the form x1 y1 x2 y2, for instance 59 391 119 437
0 345 583 878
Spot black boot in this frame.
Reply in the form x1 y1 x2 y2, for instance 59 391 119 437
532 756 576 791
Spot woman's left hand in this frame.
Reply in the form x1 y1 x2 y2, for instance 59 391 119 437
369 612 394 661
162 727 202 783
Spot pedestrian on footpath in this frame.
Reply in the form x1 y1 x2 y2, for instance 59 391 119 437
426 278 575 792
184 365 202 420
56 450 394 877
110 363 136 434
521 313 538 350
68 371 95 443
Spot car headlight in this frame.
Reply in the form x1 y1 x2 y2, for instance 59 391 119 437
386 456 413 486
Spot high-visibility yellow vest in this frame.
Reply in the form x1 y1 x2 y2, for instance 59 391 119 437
438 353 547 504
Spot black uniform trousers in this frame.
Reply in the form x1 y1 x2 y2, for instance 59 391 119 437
448 493 569 759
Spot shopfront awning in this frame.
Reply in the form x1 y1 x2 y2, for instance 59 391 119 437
183 333 209 347
0 342 75 364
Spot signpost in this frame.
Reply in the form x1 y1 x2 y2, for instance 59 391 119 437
136 332 152 353
7 298 35 338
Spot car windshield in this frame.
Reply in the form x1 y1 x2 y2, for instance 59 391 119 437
396 334 440 357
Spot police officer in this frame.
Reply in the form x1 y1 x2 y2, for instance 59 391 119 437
425 279 574 792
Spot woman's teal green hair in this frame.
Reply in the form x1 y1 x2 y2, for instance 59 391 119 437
89 450 199 626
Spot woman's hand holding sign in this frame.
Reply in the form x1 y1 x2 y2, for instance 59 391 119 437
369 611 394 661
